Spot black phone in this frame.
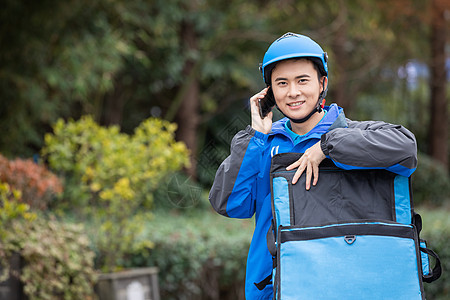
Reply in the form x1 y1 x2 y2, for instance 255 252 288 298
258 87 276 119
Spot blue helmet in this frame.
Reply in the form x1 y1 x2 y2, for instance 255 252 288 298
261 32 328 85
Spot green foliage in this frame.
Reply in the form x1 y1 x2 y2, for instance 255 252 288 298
92 211 155 273
0 182 36 283
412 153 450 206
0 154 63 210
42 115 190 210
152 172 210 211
0 182 36 243
0 0 127 157
197 107 251 188
0 217 96 300
121 209 253 300
419 207 450 299
42 115 190 271
1 180 92 300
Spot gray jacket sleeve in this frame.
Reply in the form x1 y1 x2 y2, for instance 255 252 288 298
320 119 417 173
209 125 268 218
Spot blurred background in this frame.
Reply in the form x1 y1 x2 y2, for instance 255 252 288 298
0 0 449 299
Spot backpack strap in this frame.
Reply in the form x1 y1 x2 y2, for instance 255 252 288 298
412 212 422 235
267 221 276 257
420 246 442 283
254 222 277 291
414 212 442 283
254 274 272 291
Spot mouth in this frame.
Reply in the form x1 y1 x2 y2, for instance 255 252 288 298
287 101 305 108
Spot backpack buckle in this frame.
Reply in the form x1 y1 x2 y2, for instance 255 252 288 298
344 235 356 245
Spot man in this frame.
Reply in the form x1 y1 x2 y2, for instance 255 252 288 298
209 32 417 300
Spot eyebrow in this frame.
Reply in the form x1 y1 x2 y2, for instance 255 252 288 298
274 74 310 82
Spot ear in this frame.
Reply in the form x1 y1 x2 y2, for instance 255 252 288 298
320 76 328 92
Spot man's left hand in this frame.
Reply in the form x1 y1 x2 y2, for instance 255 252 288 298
286 141 326 190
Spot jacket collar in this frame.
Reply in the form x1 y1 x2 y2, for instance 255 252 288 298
270 103 347 137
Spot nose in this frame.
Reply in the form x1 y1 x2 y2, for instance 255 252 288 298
287 84 300 98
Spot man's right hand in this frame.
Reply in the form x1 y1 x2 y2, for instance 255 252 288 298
250 87 273 134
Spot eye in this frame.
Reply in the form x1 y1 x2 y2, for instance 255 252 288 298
277 81 288 86
298 78 308 84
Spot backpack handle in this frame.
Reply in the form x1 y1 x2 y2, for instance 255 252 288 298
420 246 442 283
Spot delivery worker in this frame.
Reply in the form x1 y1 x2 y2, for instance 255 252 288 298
209 32 417 299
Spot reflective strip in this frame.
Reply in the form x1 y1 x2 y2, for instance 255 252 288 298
394 175 412 224
271 145 280 157
420 241 430 276
273 177 290 227
331 160 416 177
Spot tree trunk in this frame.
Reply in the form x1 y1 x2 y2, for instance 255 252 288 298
101 77 126 127
428 0 448 170
331 0 352 112
175 21 200 178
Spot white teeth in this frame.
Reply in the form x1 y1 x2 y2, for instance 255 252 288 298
289 102 304 107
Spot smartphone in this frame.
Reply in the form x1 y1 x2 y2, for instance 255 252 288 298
258 87 276 119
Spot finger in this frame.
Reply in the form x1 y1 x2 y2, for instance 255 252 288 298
261 110 273 122
251 95 263 106
305 162 313 190
292 163 306 185
312 163 320 186
250 89 268 103
256 87 268 98
250 98 264 115
286 159 302 171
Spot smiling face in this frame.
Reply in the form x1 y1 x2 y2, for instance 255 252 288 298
271 58 327 134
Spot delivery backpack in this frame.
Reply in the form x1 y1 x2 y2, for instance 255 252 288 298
258 153 441 300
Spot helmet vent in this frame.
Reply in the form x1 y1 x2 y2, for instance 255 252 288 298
277 32 300 41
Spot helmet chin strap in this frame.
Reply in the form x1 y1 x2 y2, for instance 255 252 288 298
277 77 327 124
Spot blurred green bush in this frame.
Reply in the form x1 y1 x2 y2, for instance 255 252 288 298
1 217 97 300
42 116 190 272
1 184 96 300
420 207 450 299
0 182 36 249
413 153 450 206
42 115 190 211
121 209 253 300
152 172 210 211
1 177 95 299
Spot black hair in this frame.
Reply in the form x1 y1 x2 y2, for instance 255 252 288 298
264 57 326 85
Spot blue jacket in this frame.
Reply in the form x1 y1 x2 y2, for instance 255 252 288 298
209 104 417 299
